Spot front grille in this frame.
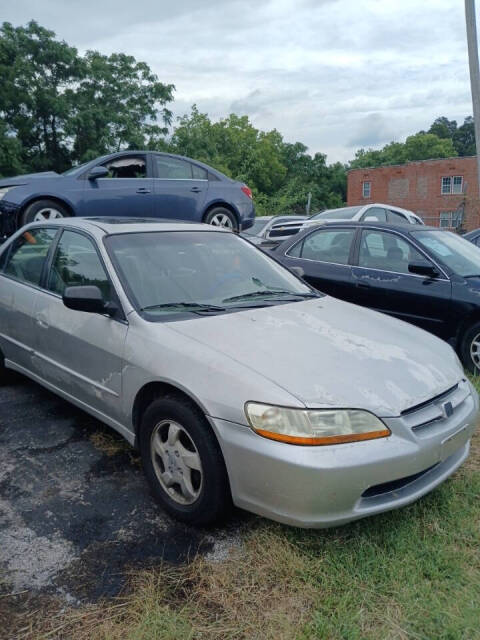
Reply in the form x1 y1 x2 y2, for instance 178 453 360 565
401 384 459 416
361 464 438 498
400 379 470 436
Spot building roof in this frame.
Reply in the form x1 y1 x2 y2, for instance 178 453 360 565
347 155 477 173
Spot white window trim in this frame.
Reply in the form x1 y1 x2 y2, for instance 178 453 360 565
441 175 463 195
362 181 371 198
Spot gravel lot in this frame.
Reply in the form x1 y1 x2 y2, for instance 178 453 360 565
0 373 244 603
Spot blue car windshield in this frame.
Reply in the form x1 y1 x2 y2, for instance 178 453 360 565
105 230 317 318
414 230 480 277
62 161 92 176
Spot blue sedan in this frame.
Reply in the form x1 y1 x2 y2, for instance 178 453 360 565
0 151 255 238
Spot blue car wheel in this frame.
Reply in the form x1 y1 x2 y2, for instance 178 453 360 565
21 199 70 226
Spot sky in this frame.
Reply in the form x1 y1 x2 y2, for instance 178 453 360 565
2 0 478 163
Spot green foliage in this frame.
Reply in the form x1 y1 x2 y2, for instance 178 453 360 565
171 106 346 214
351 132 457 169
0 20 174 174
453 116 476 156
66 51 174 162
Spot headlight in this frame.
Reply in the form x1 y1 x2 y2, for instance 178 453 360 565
0 187 15 200
245 402 390 445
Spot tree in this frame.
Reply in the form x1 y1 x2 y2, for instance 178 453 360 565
0 20 174 174
170 106 347 214
428 116 458 140
0 121 23 176
0 21 82 172
350 133 456 169
403 132 457 161
66 51 174 161
454 116 476 156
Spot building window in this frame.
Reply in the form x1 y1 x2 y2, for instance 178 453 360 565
362 181 371 198
439 211 461 228
441 176 463 195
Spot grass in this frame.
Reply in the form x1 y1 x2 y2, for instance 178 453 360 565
5 380 480 640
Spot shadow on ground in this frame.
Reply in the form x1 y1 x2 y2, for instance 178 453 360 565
0 373 247 604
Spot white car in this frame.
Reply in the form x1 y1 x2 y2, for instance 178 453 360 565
309 204 424 225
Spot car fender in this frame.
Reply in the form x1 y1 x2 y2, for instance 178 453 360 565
16 189 77 216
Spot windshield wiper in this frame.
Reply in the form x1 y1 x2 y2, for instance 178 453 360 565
222 290 318 303
140 302 226 313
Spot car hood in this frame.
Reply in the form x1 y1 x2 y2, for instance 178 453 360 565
168 296 463 417
0 171 60 186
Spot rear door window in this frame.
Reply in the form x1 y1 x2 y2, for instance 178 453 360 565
192 164 208 180
155 156 193 179
291 228 356 265
3 228 57 286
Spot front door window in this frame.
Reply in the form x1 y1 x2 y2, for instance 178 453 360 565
101 156 147 179
47 230 111 301
359 230 431 274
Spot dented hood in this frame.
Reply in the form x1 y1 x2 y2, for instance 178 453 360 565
169 296 463 417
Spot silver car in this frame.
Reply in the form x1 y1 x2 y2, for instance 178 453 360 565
0 218 477 528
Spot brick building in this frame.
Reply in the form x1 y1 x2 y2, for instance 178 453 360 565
347 156 480 231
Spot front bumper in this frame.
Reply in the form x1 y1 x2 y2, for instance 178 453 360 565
209 381 479 528
0 200 19 239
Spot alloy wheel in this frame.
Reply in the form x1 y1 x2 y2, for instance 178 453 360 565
209 213 234 229
33 208 65 221
470 332 480 369
150 419 203 505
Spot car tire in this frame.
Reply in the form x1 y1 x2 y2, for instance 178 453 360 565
139 394 231 525
204 207 238 231
21 199 70 227
460 321 480 373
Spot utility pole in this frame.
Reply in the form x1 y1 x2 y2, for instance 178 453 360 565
306 191 312 215
465 0 480 196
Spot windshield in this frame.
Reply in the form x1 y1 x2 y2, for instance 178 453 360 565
310 206 363 221
414 230 480 277
242 218 270 236
62 160 92 176
105 230 316 319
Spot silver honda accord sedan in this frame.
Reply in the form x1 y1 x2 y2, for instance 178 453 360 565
0 218 478 528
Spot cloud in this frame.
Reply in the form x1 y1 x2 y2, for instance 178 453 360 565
1 0 476 163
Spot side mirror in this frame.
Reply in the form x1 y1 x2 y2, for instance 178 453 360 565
88 166 109 180
63 285 117 316
408 262 439 278
290 266 305 278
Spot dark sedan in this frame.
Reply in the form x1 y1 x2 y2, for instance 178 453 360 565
275 221 480 372
0 151 255 238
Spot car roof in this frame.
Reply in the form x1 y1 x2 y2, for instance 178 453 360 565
291 220 438 235
23 217 229 235
311 203 417 217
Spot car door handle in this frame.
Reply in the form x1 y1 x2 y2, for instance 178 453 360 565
190 187 202 193
356 282 371 289
136 187 151 194
36 318 48 329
